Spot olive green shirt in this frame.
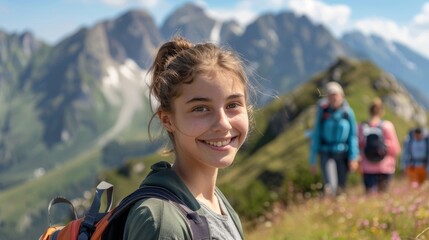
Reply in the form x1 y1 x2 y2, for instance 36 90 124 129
123 161 243 240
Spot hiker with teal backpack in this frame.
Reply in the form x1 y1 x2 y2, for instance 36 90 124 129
358 98 401 194
401 126 429 188
309 81 359 196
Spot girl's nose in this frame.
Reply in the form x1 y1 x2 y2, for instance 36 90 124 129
213 109 232 131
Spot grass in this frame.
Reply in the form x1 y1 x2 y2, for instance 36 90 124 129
245 177 429 240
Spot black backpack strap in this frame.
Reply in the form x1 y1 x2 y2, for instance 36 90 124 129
78 181 114 240
106 185 210 240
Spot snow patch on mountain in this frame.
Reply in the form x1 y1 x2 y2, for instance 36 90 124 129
210 20 222 43
98 59 148 147
230 24 245 35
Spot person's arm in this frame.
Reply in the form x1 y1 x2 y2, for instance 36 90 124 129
401 137 410 170
346 107 359 162
309 105 322 166
382 121 401 157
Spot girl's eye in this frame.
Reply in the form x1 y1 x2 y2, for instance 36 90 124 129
193 106 208 112
227 102 240 109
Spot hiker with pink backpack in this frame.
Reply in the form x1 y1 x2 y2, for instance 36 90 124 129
358 98 401 194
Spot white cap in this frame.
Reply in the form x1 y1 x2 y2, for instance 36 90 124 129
325 82 344 96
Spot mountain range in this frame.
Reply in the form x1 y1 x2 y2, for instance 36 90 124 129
341 31 429 108
0 2 429 239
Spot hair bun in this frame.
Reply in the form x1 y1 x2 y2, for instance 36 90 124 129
153 37 193 75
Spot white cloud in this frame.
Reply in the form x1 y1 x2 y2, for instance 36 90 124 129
207 9 257 26
99 0 161 8
352 2 429 59
266 0 288 7
137 0 161 9
287 0 351 36
413 2 429 27
206 1 259 26
285 0 429 59
354 18 410 43
100 0 129 7
413 30 429 57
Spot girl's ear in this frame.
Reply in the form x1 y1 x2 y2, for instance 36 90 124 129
159 111 173 132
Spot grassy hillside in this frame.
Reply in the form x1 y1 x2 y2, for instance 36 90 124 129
245 177 429 240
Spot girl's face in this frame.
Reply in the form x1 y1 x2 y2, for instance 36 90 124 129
161 69 249 170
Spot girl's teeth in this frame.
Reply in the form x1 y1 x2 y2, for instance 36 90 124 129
206 139 231 147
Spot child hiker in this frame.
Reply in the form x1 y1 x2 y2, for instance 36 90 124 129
123 37 254 239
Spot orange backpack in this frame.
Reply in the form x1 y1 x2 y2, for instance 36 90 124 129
39 181 210 240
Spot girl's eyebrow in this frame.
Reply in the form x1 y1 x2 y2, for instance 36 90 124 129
228 93 245 99
185 93 244 104
186 97 209 104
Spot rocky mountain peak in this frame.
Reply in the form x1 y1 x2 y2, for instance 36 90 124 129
161 3 216 42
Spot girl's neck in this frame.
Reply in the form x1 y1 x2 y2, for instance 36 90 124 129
172 160 220 211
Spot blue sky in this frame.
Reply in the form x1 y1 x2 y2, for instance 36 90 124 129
1 0 429 58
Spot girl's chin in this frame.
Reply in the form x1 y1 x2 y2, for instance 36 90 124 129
212 159 235 169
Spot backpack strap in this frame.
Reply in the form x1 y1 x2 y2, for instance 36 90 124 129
106 185 210 240
78 181 114 240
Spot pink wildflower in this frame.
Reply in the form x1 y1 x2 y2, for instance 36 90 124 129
391 231 401 240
